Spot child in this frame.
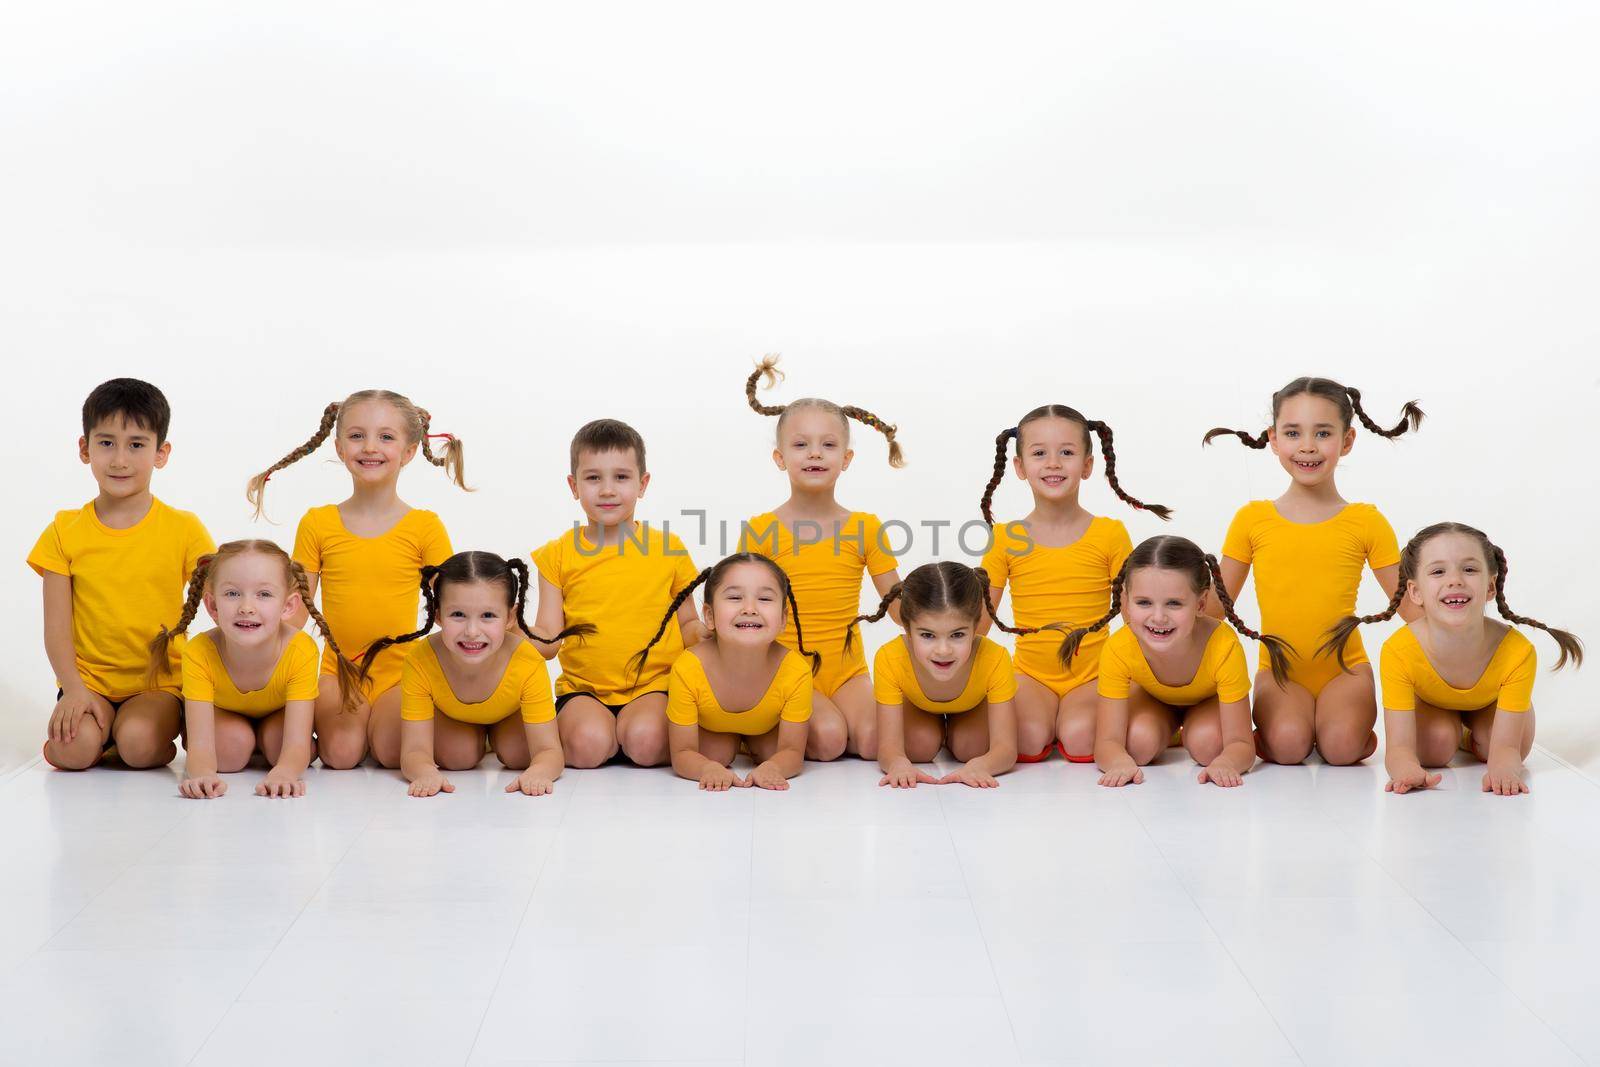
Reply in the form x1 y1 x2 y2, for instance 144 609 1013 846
532 419 704 768
30 378 215 770
149 540 358 799
246 390 465 768
363 552 589 797
1055 536 1290 788
1322 522 1582 796
1205 378 1423 765
978 404 1171 763
857 562 1024 789
740 355 905 761
635 554 818 791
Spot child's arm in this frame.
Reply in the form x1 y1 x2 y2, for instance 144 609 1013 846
1373 564 1421 623
179 701 225 799
1482 709 1531 796
876 702 937 788
1094 696 1142 787
870 569 904 626
506 720 564 796
940 698 1018 788
257 698 314 798
748 720 806 790
1382 709 1441 794
533 576 567 661
1197 697 1256 787
1203 558 1250 620
668 722 745 790
676 599 708 650
400 718 454 797
42 573 110 743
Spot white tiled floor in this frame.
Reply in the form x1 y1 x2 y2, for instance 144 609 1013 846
2 746 1598 1066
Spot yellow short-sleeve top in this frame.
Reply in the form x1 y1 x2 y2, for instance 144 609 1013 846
28 498 215 700
1379 626 1536 714
980 517 1132 694
872 635 1018 714
181 630 321 718
665 648 813 736
533 523 700 705
400 638 557 725
1096 622 1252 707
293 506 453 695
1221 501 1399 675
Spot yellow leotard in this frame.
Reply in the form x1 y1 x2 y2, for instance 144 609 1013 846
1096 622 1252 708
28 498 215 700
872 635 1017 714
739 512 899 698
533 522 700 705
293 506 453 698
1379 625 1535 714
182 630 320 718
665 648 813 736
400 638 557 725
1221 501 1399 697
980 517 1132 698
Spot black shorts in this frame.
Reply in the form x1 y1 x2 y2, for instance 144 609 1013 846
554 690 666 715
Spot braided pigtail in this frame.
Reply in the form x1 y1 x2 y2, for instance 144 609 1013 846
1345 388 1425 440
246 402 340 519
1318 584 1405 674
976 568 1065 639
1057 558 1131 667
840 404 905 468
843 583 904 655
147 555 215 687
1085 420 1172 519
290 561 361 712
505 558 595 646
1201 424 1270 449
627 568 712 685
784 582 823 675
980 427 1018 525
745 355 787 416
1490 545 1584 670
358 565 442 685
1204 554 1293 686
417 408 470 491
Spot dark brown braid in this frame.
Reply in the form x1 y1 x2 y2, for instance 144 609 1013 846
147 554 215 687
1204 378 1424 449
1085 420 1173 520
1204 554 1293 685
359 564 443 685
784 581 823 675
980 428 1019 525
846 562 1061 656
503 557 595 646
1489 544 1583 670
745 353 906 467
627 568 710 685
1344 388 1425 439
290 561 360 712
843 582 903 654
1056 559 1130 668
1318 584 1405 673
246 402 340 518
981 406 1170 521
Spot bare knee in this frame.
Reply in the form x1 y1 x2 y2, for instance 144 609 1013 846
212 721 256 774
1182 719 1223 766
493 743 531 771
618 719 667 767
904 730 942 764
850 714 878 762
1416 719 1462 769
947 731 986 764
43 734 106 771
112 718 176 769
316 726 369 770
562 716 618 769
1261 719 1314 765
1126 720 1167 766
1058 714 1095 762
436 743 484 772
805 714 848 762
1316 721 1376 766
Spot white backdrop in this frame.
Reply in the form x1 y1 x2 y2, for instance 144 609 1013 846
2 2 1595 776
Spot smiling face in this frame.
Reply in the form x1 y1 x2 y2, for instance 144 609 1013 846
567 446 648 528
703 561 787 648
905 607 979 682
78 415 170 499
205 551 299 650
436 579 512 665
1408 532 1493 629
334 399 418 487
1013 416 1094 504
1268 394 1354 488
773 406 853 489
1122 566 1204 652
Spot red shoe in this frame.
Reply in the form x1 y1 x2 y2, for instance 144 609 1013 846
1015 743 1056 764
1058 741 1095 764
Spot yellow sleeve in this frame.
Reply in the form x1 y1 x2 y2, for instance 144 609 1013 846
292 510 323 575
859 513 899 577
1096 631 1134 699
26 517 69 577
1214 631 1252 704
285 633 321 703
399 648 436 721
181 638 215 704
420 512 454 569
1365 507 1401 571
1221 504 1256 565
517 652 557 724
531 535 564 590
985 643 1018 703
872 642 905 706
978 524 1010 591
1103 519 1133 577
1378 635 1417 712
779 656 813 723
665 655 700 727
667 533 700 595
1498 636 1536 713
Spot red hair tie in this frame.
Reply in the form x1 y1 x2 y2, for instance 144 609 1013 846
426 433 455 441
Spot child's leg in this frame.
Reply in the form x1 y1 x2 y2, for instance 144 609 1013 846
1413 702 1470 767
900 705 944 764
1312 665 1379 765
746 726 782 763
1180 698 1223 765
1252 672 1316 765
1055 681 1099 761
368 696 405 769
433 715 488 772
945 702 991 763
1462 703 1535 762
110 691 181 768
801 691 849 762
489 714 531 770
42 694 114 771
697 727 741 767
314 675 372 769
616 692 669 767
1013 675 1058 758
1124 689 1179 767
211 709 258 774
828 674 876 760
257 708 312 766
557 696 619 768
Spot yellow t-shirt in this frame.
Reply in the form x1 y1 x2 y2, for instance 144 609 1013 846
182 630 321 719
1221 501 1400 686
400 637 557 725
665 648 813 736
533 523 700 705
28 498 215 700
1096 622 1252 707
980 517 1132 697
872 634 1018 714
1380 625 1536 713
738 511 899 696
292 506 453 696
